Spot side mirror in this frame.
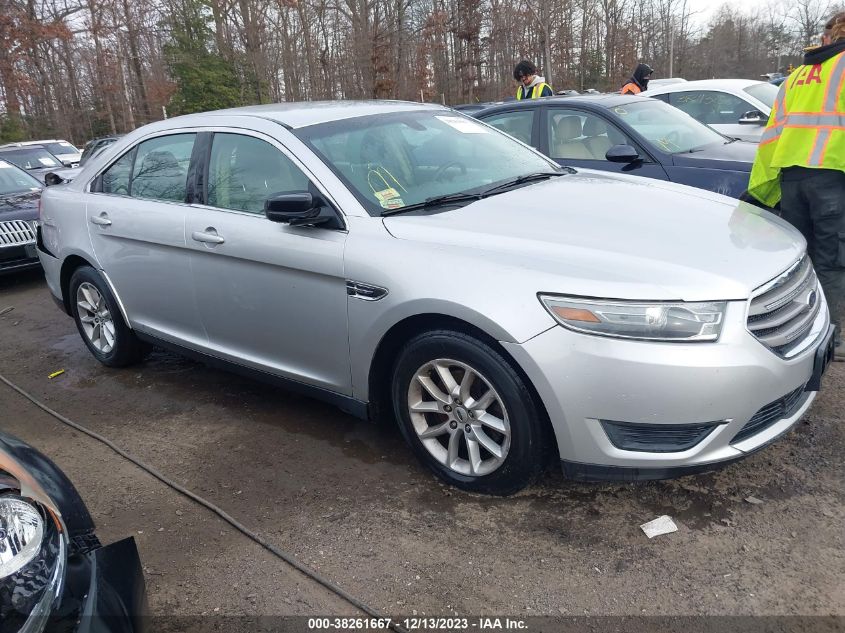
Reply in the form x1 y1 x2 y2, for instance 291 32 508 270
44 172 65 187
606 144 641 163
264 192 338 228
739 110 765 125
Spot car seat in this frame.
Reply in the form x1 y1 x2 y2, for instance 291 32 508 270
551 116 592 160
582 117 615 160
225 145 307 211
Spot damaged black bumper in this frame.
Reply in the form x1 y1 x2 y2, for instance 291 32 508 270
0 431 147 633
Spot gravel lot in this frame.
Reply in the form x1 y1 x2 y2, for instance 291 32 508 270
0 270 843 620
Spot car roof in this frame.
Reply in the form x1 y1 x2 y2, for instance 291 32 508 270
0 144 49 151
171 100 451 130
474 93 650 115
645 79 765 94
0 139 63 146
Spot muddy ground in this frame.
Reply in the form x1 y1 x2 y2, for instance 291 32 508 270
0 270 843 620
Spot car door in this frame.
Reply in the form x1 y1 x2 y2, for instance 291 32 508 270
86 132 207 346
541 107 670 180
668 90 761 141
183 128 351 394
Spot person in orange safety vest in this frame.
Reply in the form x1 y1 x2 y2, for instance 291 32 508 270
747 12 845 361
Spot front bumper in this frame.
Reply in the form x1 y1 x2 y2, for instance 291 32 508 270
503 299 830 480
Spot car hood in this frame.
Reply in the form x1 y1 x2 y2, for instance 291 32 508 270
382 171 804 301
671 140 757 171
0 190 40 221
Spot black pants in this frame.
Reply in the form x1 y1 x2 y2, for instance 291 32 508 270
780 167 845 344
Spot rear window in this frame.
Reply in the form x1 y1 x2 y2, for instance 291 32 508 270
743 83 778 110
43 142 79 155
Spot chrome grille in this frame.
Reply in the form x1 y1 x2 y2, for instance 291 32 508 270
747 255 822 357
0 220 35 247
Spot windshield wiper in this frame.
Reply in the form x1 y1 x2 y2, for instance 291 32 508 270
479 171 566 197
380 191 484 216
379 170 568 216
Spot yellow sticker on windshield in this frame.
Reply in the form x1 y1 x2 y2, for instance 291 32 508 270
374 187 400 202
380 198 405 209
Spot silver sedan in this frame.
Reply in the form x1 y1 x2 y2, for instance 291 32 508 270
37 101 834 494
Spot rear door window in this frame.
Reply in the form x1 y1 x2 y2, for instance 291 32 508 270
130 134 196 202
101 149 135 196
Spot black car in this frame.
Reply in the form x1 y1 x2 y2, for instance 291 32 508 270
0 146 64 183
473 94 758 198
0 431 147 632
0 160 42 274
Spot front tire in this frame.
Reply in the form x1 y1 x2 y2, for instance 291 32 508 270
69 266 147 367
392 330 547 495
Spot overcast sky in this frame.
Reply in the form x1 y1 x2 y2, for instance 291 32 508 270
685 0 774 26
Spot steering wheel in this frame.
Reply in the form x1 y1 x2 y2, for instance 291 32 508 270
433 161 467 182
662 130 682 151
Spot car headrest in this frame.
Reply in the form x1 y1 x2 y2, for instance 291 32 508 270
583 117 608 137
139 151 181 175
554 116 583 142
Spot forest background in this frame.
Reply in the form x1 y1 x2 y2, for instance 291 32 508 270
0 0 839 143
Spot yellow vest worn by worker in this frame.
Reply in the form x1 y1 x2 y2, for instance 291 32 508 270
748 51 845 207
516 82 552 100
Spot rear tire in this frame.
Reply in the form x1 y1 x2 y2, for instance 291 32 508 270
69 266 147 367
392 329 547 495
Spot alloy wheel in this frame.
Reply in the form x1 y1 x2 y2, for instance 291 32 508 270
76 282 115 354
407 358 511 477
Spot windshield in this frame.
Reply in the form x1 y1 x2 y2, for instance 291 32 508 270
609 100 727 153
743 83 778 110
0 148 62 170
294 110 559 216
0 160 42 194
43 141 79 155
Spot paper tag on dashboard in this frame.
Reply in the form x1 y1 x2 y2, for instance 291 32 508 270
435 116 488 134
380 198 405 209
374 187 400 202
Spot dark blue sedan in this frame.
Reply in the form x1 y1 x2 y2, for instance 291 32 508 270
473 94 757 198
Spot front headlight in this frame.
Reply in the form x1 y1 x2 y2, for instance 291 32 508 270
539 295 726 341
0 497 44 578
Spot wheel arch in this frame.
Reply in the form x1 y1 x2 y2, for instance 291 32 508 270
366 313 559 461
60 256 132 329
59 254 95 315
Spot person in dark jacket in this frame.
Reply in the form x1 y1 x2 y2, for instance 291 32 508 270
621 63 654 94
513 60 553 100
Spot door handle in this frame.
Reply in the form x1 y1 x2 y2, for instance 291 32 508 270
90 214 112 226
191 230 225 245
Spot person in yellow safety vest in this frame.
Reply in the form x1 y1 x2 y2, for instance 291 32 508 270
514 60 553 100
620 63 654 95
748 11 845 361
